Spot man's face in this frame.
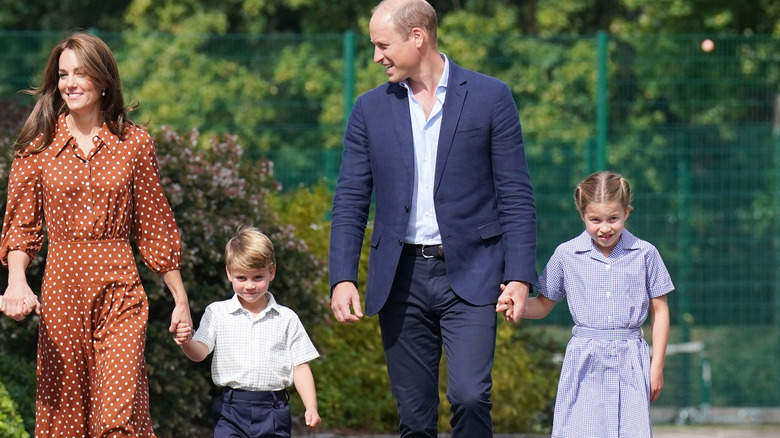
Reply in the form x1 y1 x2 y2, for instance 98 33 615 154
369 9 419 83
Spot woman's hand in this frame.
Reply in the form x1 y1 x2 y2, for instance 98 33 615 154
169 302 193 346
1 280 40 321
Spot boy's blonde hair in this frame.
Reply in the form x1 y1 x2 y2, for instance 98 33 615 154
225 226 276 273
574 171 633 215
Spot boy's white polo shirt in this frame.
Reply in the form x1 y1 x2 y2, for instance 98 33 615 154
192 292 319 391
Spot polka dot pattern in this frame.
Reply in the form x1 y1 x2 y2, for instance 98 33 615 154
1 113 182 437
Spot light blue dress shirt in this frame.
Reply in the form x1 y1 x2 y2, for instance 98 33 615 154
400 54 450 245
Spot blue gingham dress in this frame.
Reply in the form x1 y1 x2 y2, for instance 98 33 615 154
539 230 674 438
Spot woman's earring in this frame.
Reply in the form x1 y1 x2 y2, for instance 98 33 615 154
102 90 106 96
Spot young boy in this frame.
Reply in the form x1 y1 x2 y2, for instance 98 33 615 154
177 226 320 436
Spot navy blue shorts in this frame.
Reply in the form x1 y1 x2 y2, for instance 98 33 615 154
213 388 291 437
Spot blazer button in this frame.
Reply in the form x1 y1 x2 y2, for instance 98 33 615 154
404 206 410 212
398 240 403 246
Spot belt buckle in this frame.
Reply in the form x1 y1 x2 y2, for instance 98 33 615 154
421 244 435 259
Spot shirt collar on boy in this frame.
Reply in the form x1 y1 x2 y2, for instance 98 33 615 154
226 292 280 320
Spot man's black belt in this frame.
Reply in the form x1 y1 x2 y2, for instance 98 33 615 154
402 244 444 260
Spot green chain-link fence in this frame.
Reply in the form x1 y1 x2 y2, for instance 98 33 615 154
2 30 780 422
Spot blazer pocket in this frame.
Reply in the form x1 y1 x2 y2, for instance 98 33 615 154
370 232 382 249
455 125 488 140
476 220 502 240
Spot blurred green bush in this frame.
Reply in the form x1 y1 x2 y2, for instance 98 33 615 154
0 356 31 438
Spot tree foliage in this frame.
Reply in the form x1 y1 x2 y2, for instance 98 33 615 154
0 377 27 438
3 0 780 432
5 0 780 36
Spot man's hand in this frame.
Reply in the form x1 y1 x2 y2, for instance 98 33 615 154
496 281 530 323
330 282 363 324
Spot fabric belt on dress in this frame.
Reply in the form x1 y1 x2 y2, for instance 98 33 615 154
402 243 445 260
572 326 643 340
223 388 289 403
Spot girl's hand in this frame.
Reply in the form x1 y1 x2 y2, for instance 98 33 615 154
495 284 512 314
496 282 529 323
650 362 664 403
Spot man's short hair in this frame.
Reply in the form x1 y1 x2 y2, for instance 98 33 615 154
373 0 438 44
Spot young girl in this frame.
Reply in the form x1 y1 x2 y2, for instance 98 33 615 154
509 171 673 437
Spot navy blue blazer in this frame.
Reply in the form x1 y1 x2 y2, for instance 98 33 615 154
329 61 537 316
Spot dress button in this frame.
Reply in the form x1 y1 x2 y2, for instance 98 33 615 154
605 264 611 271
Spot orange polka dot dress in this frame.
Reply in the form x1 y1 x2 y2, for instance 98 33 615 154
1 113 181 437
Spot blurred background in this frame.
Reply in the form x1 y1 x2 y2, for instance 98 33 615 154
1 0 780 436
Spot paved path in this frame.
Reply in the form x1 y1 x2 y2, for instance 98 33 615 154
310 426 780 438
654 426 780 437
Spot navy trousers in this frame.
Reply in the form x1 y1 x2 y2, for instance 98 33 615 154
213 388 291 438
378 253 497 438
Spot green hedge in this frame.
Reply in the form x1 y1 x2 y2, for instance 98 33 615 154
0 355 33 437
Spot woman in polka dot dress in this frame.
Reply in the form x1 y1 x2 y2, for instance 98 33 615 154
0 31 193 437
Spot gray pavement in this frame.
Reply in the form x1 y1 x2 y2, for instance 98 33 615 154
308 426 780 438
654 425 780 437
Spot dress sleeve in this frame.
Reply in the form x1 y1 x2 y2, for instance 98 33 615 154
538 246 567 302
645 245 675 298
132 129 182 274
1 153 44 266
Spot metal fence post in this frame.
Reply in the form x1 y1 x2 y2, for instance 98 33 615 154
776 132 780 404
328 29 356 187
343 29 356 127
595 31 608 171
677 132 692 408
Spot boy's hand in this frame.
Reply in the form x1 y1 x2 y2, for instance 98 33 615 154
305 409 321 431
174 322 193 345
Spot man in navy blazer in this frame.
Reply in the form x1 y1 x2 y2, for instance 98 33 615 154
329 0 537 436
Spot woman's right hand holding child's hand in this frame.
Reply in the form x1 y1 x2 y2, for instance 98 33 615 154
174 322 193 345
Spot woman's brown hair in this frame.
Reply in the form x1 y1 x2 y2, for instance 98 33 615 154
13 30 135 156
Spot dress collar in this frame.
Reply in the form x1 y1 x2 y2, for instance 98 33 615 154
572 229 640 254
54 113 117 157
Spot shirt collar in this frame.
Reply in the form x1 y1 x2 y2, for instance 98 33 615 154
572 229 640 254
400 53 450 96
54 112 118 157
227 292 280 319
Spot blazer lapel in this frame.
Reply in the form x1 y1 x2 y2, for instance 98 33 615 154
388 82 415 179
434 63 467 194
